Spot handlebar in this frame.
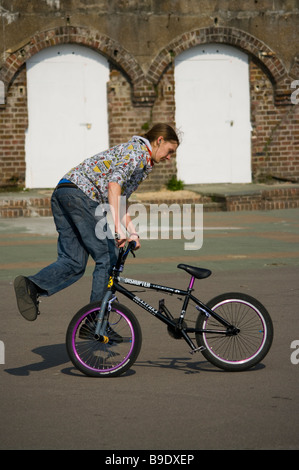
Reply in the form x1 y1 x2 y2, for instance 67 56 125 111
121 240 137 260
113 240 137 274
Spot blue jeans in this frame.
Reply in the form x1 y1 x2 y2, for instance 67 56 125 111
29 187 118 302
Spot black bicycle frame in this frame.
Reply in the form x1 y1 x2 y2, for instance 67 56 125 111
110 273 234 353
101 242 235 352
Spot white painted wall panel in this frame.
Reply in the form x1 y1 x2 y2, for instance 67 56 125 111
175 44 251 184
25 44 109 188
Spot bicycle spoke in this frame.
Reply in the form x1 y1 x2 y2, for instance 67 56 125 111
195 293 273 370
73 308 134 373
204 304 265 361
66 243 142 377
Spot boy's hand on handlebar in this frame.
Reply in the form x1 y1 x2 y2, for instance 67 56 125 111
116 238 127 249
128 233 140 250
115 232 140 250
115 229 127 248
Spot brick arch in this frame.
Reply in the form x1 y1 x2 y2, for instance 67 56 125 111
0 25 145 98
147 26 291 104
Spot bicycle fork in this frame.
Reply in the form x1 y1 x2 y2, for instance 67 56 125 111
94 290 116 343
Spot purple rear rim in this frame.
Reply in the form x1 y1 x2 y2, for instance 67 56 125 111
72 307 135 373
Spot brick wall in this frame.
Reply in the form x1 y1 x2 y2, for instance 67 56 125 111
0 24 298 190
250 60 299 183
0 67 27 188
108 64 177 191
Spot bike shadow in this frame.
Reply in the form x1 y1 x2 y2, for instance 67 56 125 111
4 343 70 376
4 342 136 378
4 344 264 377
135 356 265 374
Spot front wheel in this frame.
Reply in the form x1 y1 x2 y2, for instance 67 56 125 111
195 292 273 371
66 301 142 377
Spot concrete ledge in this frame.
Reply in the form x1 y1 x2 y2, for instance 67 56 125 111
1 183 299 217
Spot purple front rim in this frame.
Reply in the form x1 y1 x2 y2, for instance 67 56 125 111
72 307 135 373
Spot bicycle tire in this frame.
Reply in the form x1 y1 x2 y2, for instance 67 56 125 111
195 292 273 371
66 301 142 377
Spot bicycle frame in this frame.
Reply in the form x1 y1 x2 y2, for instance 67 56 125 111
93 243 236 354
112 275 234 352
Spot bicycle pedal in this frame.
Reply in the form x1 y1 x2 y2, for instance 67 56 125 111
189 346 206 355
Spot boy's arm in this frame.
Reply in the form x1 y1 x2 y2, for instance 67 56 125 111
108 182 140 249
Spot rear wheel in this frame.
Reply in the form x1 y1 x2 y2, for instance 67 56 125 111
195 293 273 371
66 301 142 377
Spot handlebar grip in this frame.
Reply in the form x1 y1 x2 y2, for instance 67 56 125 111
128 240 137 250
114 240 137 271
122 240 137 259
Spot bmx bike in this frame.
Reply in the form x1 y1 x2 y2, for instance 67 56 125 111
66 241 274 377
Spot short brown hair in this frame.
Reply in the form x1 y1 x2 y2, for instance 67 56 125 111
143 123 180 146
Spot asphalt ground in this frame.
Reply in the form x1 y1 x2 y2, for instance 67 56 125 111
0 208 299 451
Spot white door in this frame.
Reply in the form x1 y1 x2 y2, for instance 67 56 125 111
25 44 109 188
175 44 252 184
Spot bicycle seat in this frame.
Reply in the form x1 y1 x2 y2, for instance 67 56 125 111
177 264 211 279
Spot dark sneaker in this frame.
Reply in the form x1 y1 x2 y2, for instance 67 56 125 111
79 321 123 344
106 325 123 344
14 276 40 321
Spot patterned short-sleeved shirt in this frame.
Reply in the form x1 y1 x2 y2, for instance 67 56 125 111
63 136 153 203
